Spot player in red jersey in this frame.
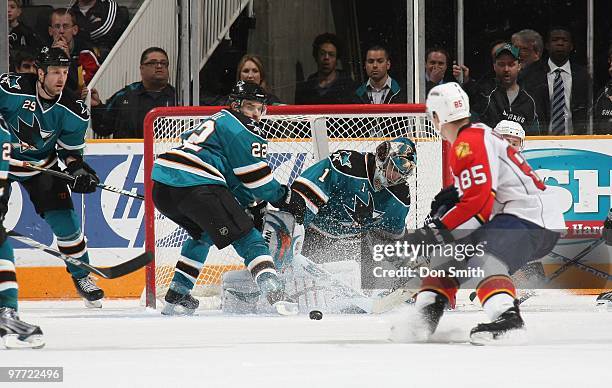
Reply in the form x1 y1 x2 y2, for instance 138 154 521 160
405 82 564 345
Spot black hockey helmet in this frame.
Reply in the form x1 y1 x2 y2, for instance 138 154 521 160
229 80 267 105
35 46 71 71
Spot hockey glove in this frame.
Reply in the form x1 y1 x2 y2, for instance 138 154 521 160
65 159 100 194
246 201 267 231
270 185 306 224
604 210 612 246
405 219 453 247
429 185 459 219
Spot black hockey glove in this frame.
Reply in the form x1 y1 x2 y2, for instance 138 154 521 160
604 209 612 246
406 219 453 247
246 201 267 231
65 159 100 194
429 185 459 219
270 185 306 224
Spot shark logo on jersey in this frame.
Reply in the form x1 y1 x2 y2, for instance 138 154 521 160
76 100 90 118
0 74 21 90
332 151 352 168
11 115 50 151
342 192 384 227
246 120 262 136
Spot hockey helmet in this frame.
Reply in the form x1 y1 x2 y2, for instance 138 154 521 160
35 46 71 70
493 120 525 150
229 80 268 105
426 82 470 132
373 137 417 191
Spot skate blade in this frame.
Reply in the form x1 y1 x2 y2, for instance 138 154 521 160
470 328 527 346
84 299 102 308
161 303 196 316
595 300 612 312
273 301 298 316
3 334 45 349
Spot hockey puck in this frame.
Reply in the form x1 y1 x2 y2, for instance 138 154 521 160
309 310 323 320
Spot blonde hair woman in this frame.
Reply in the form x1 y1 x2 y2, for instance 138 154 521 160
235 54 281 104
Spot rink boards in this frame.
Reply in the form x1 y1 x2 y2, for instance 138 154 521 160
7 135 612 299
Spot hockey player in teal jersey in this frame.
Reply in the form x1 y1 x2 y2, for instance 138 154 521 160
151 81 297 316
0 117 44 349
0 47 103 308
274 137 417 261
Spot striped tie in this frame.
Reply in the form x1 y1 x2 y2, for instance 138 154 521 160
550 69 566 135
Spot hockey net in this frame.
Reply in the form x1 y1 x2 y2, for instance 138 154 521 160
143 104 447 308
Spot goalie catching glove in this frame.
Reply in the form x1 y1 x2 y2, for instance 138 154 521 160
65 159 100 193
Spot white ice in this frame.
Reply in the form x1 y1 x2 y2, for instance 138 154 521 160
6 293 612 388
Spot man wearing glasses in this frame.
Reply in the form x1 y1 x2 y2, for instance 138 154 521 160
48 8 100 97
91 47 177 138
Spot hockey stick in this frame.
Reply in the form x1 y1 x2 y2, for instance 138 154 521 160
517 237 606 304
9 160 144 200
8 231 153 279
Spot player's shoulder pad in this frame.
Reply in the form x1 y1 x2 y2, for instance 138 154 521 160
222 108 265 139
58 89 91 122
0 73 36 95
328 149 367 178
386 183 411 206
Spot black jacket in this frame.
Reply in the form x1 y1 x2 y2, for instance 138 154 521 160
593 81 612 135
295 70 356 104
521 59 590 135
92 81 177 138
71 0 129 60
479 85 541 135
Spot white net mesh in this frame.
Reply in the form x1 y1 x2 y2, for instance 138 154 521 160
146 107 442 304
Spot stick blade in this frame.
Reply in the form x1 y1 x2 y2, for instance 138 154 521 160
97 252 153 279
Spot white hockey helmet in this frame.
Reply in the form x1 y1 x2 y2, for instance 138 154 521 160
493 120 525 150
426 82 471 132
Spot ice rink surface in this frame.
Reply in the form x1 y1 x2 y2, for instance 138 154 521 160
5 293 611 388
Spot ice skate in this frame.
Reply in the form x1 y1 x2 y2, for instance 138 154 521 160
162 289 200 316
256 272 298 316
72 275 104 308
596 291 612 311
0 307 44 349
470 301 526 345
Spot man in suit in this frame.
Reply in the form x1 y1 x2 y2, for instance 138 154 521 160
526 28 590 135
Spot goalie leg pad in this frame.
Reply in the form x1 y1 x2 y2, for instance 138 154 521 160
262 210 304 269
222 270 262 314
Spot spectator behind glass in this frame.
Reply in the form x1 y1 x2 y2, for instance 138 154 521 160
70 0 129 61
48 8 100 98
233 54 281 105
353 45 406 104
8 0 43 52
90 47 177 138
295 32 356 104
478 44 540 135
10 49 37 74
512 29 543 69
424 47 470 95
463 40 507 115
593 45 612 134
527 27 590 135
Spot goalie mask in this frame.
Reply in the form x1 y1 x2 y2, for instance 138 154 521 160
372 137 417 191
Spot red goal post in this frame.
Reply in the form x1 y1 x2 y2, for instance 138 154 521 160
143 104 451 308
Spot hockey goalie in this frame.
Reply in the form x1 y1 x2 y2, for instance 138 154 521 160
222 138 421 314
